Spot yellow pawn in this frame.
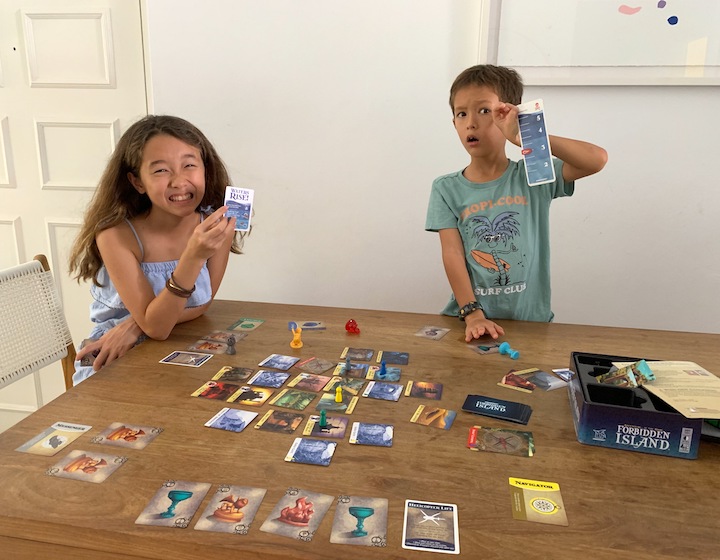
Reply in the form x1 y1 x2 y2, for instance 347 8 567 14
290 327 303 349
335 386 343 403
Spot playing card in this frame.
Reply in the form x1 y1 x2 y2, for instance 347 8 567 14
362 381 403 402
497 369 539 393
340 347 374 361
295 321 326 331
205 408 258 433
15 421 91 456
315 392 359 413
224 186 254 231
377 350 409 365
415 326 450 340
194 484 267 534
187 339 228 354
201 330 247 343
230 386 274 406
349 422 394 447
410 405 456 430
468 341 501 355
402 500 460 554
296 356 335 374
509 477 568 526
257 354 300 371
333 362 369 378
467 426 534 457
160 351 212 367
79 338 99 366
191 380 243 401
526 370 567 391
366 365 401 382
284 438 337 466
212 366 255 383
330 495 389 547
405 380 443 400
254 410 304 434
46 449 126 483
247 370 291 388
135 480 212 528
461 394 533 425
323 376 365 395
227 317 264 331
260 488 334 541
269 389 316 411
303 414 348 439
90 422 163 449
287 372 331 392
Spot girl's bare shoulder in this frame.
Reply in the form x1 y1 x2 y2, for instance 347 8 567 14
96 221 142 260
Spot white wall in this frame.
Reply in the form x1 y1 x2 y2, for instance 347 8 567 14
144 0 720 334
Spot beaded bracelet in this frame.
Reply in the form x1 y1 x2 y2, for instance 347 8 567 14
165 273 195 299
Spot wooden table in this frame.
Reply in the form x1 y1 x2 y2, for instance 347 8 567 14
1 301 718 560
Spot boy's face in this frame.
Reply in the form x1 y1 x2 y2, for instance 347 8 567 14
452 85 506 157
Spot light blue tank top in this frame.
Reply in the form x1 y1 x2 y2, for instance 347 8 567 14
75 218 213 385
88 218 212 328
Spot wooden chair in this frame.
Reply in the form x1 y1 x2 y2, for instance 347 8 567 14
0 254 76 406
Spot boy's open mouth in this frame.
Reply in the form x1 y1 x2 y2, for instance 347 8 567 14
466 135 479 144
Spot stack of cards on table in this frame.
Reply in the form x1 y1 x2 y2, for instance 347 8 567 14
462 394 533 425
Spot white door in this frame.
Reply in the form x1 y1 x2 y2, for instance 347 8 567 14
0 0 148 430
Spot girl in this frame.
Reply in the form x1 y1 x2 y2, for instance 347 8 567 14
69 115 243 385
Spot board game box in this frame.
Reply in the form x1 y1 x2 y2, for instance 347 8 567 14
567 351 703 459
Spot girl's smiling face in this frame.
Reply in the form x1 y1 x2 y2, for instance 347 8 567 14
129 133 206 217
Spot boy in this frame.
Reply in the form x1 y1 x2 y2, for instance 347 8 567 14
425 65 607 342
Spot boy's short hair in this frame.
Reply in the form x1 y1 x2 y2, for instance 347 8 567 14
449 64 523 111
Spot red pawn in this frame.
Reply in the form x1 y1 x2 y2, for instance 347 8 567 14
345 319 360 334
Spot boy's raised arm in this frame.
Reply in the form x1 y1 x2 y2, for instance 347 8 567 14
549 135 608 182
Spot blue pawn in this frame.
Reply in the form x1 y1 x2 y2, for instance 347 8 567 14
498 341 520 360
344 356 351 376
377 360 388 380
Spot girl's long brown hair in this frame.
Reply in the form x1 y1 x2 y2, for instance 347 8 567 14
69 115 243 285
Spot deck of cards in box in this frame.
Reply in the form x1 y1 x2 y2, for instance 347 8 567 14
567 352 703 459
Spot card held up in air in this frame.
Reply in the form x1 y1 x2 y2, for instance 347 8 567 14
224 186 254 231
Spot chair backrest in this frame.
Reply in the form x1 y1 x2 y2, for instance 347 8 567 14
0 254 76 397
